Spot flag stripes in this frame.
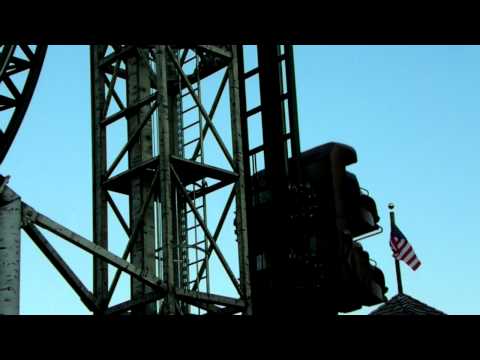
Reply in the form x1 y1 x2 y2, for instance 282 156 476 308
390 224 421 271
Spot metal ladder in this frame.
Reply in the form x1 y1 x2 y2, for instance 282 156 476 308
177 48 210 314
240 45 301 181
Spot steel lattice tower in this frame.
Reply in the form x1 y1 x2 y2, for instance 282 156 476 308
90 45 252 314
0 44 300 315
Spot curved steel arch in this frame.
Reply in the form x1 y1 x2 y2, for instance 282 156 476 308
0 45 47 165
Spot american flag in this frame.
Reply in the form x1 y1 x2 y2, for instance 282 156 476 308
390 224 421 271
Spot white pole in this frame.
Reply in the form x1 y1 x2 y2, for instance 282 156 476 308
0 184 21 315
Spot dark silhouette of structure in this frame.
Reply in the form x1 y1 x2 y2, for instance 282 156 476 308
0 45 387 315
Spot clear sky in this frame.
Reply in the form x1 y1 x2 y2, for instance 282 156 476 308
2 45 479 315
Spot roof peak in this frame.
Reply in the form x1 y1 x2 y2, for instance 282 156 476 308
370 292 446 315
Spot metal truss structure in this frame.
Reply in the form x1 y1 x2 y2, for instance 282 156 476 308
2 45 285 315
0 45 47 164
2 44 391 316
90 45 251 315
0 45 47 314
236 45 303 314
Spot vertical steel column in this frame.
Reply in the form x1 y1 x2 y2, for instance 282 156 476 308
155 46 176 314
238 45 302 314
171 64 189 304
284 45 302 184
90 45 109 311
229 46 252 315
257 45 289 191
0 186 21 315
167 60 184 297
126 49 157 315
257 45 290 305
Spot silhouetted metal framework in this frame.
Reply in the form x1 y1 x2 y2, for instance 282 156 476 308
0 45 47 164
0 44 301 315
237 45 303 314
0 46 47 314
90 45 252 315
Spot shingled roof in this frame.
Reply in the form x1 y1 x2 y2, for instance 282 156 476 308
370 293 446 315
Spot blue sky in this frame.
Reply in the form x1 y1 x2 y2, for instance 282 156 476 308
2 45 479 315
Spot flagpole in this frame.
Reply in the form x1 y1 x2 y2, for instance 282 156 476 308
388 203 404 295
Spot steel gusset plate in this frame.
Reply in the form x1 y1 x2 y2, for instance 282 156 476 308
0 45 47 165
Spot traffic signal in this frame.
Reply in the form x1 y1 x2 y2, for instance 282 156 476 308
299 142 380 240
298 142 387 312
248 142 387 314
